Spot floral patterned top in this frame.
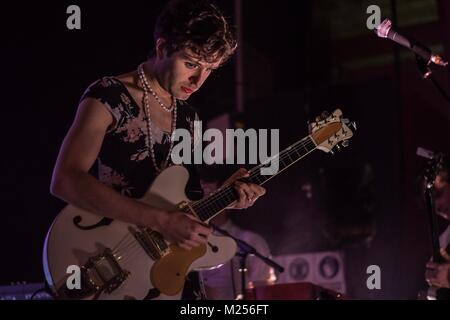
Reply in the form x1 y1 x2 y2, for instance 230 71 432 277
80 76 202 199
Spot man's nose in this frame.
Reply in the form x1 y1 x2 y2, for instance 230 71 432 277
190 69 208 87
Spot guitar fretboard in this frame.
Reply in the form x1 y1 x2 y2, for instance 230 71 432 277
189 135 317 222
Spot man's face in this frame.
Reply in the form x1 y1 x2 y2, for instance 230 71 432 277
158 47 222 100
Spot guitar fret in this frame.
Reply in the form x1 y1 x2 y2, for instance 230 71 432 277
193 186 235 222
254 174 263 184
216 194 230 209
211 198 223 213
194 205 207 221
286 151 294 162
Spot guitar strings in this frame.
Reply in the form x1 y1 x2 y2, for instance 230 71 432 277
192 137 316 220
112 234 141 258
112 232 137 252
114 244 144 264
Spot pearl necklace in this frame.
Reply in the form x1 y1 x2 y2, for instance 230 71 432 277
138 64 175 113
137 64 177 173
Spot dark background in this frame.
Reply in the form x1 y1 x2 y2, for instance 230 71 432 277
1 0 449 299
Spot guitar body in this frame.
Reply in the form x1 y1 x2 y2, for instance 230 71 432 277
43 165 237 300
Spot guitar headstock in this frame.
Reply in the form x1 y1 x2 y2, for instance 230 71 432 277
309 109 356 154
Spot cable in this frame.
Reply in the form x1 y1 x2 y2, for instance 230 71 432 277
29 288 47 300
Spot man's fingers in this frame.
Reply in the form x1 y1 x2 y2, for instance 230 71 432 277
178 242 193 250
234 183 252 207
236 189 247 208
255 185 266 196
195 222 213 236
223 168 250 186
235 181 252 197
185 214 213 235
190 232 208 244
247 184 266 201
179 237 204 250
235 168 250 179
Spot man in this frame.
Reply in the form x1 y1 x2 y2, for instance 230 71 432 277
425 158 450 289
199 173 276 300
50 0 265 299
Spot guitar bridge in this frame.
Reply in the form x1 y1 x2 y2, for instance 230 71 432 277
81 248 130 296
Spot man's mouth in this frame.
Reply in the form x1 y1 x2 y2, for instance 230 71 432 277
181 86 194 94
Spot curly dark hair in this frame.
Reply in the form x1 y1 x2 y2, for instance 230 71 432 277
153 0 237 65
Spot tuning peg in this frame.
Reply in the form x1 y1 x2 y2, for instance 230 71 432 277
329 150 335 156
341 140 350 147
350 122 357 130
335 144 341 151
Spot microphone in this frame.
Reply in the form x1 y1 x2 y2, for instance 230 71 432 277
416 147 439 160
375 18 448 67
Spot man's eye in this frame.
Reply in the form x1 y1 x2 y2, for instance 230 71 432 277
185 62 198 69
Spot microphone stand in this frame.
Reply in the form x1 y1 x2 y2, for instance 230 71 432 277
375 18 450 104
415 54 450 104
210 223 284 300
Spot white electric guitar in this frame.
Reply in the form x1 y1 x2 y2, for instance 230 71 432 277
43 109 355 300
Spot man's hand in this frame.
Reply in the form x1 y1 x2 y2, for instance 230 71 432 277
222 168 266 209
425 261 450 288
152 210 212 250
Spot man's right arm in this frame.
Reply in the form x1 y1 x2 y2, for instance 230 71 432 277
50 98 210 249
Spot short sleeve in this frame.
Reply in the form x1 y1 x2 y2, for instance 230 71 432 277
80 77 125 132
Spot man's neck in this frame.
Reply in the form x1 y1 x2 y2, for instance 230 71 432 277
142 59 172 102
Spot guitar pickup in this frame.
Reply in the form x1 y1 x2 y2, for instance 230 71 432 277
131 227 170 261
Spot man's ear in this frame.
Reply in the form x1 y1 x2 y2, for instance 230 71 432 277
155 38 168 59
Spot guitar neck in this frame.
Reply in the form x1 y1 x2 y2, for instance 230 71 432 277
190 135 317 222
